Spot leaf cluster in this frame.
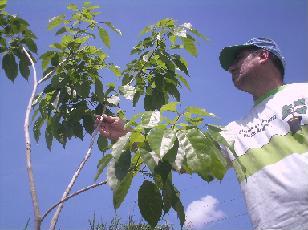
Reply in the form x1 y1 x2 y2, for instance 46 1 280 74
0 0 37 81
1 2 233 228
96 103 230 227
121 18 206 110
32 2 122 150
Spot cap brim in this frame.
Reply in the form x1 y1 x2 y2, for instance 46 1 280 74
219 45 250 71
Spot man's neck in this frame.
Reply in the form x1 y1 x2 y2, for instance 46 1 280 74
252 81 283 102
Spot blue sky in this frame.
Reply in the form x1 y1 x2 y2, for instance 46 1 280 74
0 0 307 229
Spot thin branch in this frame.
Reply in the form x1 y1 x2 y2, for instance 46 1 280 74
37 58 67 85
49 106 107 230
42 180 107 222
22 47 42 230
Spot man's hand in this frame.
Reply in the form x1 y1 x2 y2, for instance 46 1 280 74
95 115 128 140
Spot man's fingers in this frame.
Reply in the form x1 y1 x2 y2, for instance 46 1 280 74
102 114 119 123
95 114 120 124
100 130 110 138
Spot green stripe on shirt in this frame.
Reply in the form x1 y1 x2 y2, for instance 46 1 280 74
233 124 308 182
254 85 286 106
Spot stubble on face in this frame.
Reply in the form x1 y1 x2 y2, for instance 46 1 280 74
229 50 259 91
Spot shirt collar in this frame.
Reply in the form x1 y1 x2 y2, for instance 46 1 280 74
254 85 286 106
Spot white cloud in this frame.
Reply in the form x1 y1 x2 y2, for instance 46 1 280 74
184 195 225 230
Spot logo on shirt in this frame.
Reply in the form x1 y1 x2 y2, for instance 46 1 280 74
282 98 307 134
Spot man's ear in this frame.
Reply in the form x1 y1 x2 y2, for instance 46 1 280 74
259 49 270 64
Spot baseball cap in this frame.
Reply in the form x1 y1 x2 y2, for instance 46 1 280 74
219 37 286 71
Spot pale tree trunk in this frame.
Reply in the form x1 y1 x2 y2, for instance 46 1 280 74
22 47 106 229
23 47 42 230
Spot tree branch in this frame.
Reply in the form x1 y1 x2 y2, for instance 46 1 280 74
37 58 67 85
22 47 42 230
49 106 107 230
42 180 107 222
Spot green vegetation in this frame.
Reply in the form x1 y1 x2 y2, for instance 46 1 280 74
1 1 231 229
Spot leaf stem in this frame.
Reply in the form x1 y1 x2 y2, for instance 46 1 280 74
42 180 107 222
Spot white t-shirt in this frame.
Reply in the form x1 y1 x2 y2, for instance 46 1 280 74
221 83 308 230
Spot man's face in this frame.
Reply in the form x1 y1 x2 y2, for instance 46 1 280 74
228 49 260 91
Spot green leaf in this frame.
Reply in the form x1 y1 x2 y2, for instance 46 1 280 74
170 138 186 172
40 51 56 70
19 55 30 80
176 129 211 180
0 0 7 10
175 74 191 91
169 34 176 44
50 53 59 66
104 22 122 36
207 124 231 149
177 129 227 181
133 92 141 107
140 149 159 173
171 188 185 227
140 25 153 35
107 133 131 189
115 150 131 181
113 152 141 209
156 18 175 28
97 135 108 152
185 116 204 126
33 116 44 142
67 3 78 11
2 53 18 81
148 126 176 158
154 161 172 185
95 154 112 181
73 122 83 140
23 38 37 54
83 114 94 134
129 131 145 146
55 26 67 35
181 37 197 57
61 34 73 45
107 95 120 105
75 35 90 44
172 55 189 75
98 27 110 48
203 132 228 180
144 90 166 111
83 1 91 7
95 79 104 103
48 14 65 30
45 125 53 151
113 173 133 209
120 84 136 101
109 64 121 76
185 106 214 117
75 83 90 98
190 28 208 41
141 111 161 128
138 180 163 227
162 182 173 213
160 102 179 113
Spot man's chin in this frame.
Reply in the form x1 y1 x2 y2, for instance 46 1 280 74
232 78 241 88
233 80 246 91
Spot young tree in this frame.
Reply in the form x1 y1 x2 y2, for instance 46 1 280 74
1 1 231 229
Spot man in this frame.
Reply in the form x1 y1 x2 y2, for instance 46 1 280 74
97 38 308 230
